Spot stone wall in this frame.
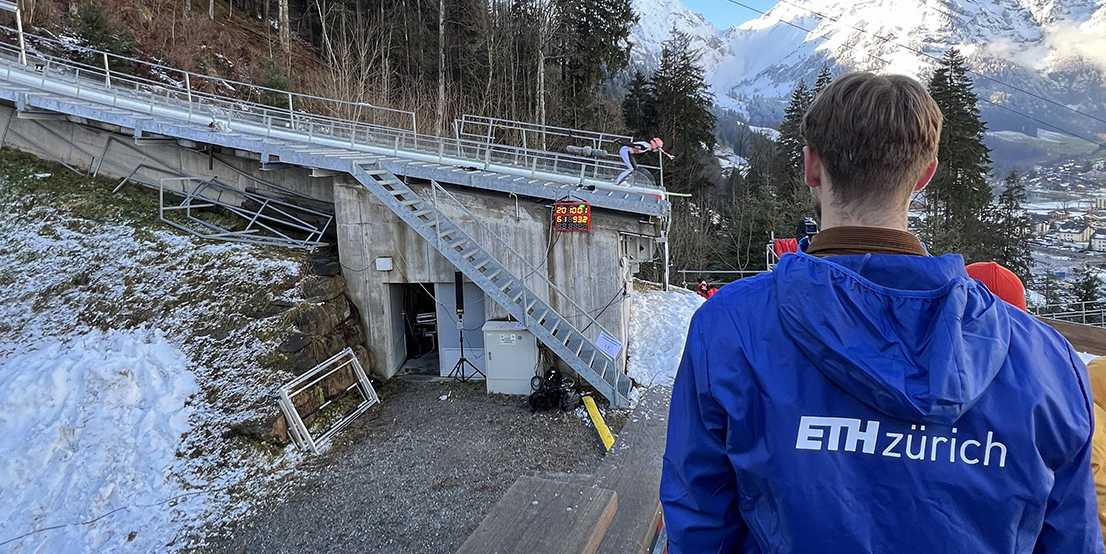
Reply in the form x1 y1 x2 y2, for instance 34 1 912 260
235 250 373 445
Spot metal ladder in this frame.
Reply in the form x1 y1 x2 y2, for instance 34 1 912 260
349 163 632 408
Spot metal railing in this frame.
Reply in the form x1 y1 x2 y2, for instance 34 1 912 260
455 113 665 188
0 26 666 198
157 176 333 248
1032 301 1106 327
428 179 621 367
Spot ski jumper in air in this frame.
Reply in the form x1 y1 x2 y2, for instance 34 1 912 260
614 137 669 186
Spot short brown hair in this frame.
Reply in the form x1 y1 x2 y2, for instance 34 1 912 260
801 72 942 208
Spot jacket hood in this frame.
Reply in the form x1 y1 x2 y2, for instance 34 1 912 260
775 252 1012 425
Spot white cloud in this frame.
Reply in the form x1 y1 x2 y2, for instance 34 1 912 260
1039 19 1106 75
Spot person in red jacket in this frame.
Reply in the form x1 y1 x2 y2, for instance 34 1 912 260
695 279 711 299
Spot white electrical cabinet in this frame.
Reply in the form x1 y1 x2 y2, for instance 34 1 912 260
482 321 538 395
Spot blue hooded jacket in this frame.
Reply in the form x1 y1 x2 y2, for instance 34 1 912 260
661 251 1101 553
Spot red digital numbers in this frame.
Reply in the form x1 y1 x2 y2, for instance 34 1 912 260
553 201 592 232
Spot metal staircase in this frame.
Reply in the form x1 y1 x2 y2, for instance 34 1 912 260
349 164 632 407
0 26 643 407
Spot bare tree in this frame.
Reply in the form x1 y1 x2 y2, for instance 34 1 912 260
313 2 387 124
534 0 558 149
278 0 290 52
69 0 78 17
209 0 214 20
435 0 445 135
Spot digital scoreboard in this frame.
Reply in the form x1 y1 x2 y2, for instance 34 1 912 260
552 200 592 232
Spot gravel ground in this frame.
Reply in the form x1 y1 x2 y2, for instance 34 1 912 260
205 376 606 553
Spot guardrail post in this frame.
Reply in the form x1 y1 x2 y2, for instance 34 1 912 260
287 92 295 129
184 71 193 122
102 52 111 87
659 150 665 189
14 5 26 65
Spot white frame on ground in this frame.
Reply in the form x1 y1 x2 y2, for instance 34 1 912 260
278 347 379 454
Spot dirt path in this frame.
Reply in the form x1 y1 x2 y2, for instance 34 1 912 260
204 377 605 553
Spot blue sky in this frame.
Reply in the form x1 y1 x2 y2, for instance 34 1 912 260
684 0 778 29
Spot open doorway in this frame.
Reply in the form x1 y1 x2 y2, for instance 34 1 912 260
399 283 439 374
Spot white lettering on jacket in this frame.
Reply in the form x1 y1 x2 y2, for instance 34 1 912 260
795 416 1007 468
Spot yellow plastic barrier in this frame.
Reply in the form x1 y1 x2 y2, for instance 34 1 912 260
583 395 615 451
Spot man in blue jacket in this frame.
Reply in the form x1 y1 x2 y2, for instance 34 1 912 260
660 72 1101 553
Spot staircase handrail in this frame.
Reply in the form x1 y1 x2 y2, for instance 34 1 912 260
428 179 621 361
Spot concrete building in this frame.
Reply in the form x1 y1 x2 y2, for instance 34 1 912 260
1028 213 1052 236
1092 230 1106 252
0 69 665 406
1055 221 1093 245
334 179 658 378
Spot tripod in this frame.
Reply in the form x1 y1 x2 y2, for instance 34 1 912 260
447 312 484 382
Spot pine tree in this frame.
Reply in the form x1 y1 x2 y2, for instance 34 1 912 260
772 80 812 221
989 171 1033 282
812 63 833 97
1042 272 1068 307
923 48 995 260
649 28 716 195
1072 264 1102 304
621 70 654 137
556 0 637 127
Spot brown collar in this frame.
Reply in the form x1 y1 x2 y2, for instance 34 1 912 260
806 226 927 257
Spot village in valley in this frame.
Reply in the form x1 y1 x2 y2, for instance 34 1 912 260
1019 158 1106 284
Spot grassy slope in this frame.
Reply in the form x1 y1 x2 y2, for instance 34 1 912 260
0 148 314 548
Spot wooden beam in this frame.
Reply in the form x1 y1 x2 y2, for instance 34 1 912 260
457 476 617 554
594 385 671 554
1041 317 1106 356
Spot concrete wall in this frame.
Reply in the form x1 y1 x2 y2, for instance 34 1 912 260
334 176 660 380
0 102 662 386
0 104 334 203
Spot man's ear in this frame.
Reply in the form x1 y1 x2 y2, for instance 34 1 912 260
803 146 823 189
914 159 938 192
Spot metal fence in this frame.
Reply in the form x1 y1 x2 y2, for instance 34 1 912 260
1031 301 1106 327
0 25 666 197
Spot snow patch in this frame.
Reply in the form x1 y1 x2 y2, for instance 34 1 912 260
627 289 704 392
0 330 197 552
749 125 781 142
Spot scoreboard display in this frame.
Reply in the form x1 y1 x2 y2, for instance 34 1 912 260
552 200 592 232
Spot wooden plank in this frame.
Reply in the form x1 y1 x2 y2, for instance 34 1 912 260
594 385 671 554
458 476 618 554
1041 317 1106 356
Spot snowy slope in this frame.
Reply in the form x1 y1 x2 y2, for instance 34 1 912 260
0 158 309 551
631 0 1106 137
0 331 197 552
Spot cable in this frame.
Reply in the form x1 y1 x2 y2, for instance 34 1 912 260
579 289 625 334
722 0 1106 145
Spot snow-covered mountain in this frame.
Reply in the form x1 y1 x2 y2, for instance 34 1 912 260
629 0 1106 166
628 0 732 75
